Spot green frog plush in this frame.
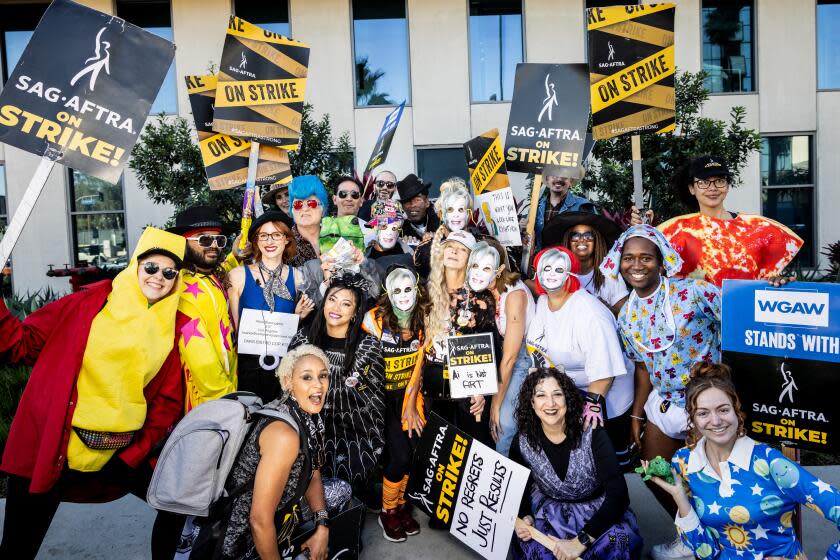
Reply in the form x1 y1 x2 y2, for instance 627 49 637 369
319 215 365 253
635 456 675 485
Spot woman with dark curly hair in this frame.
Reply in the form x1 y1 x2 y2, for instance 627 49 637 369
510 367 642 560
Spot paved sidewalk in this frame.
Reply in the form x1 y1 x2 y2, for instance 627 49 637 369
3 467 840 558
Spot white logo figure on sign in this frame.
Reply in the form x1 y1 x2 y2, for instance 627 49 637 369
69 27 111 91
537 73 558 123
608 41 616 61
239 51 247 69
778 361 797 404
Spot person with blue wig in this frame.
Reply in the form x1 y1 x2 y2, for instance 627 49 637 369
287 175 330 267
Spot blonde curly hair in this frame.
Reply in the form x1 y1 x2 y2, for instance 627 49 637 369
275 344 331 392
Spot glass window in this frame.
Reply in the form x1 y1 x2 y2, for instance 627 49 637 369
1 3 47 82
352 0 410 107
760 135 815 267
469 0 522 102
701 0 755 93
0 163 10 297
116 0 177 114
234 0 290 36
818 1 840 89
69 170 127 268
416 148 469 199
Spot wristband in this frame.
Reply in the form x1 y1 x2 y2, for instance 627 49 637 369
630 415 646 421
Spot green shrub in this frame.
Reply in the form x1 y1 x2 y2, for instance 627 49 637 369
3 287 62 320
0 365 31 452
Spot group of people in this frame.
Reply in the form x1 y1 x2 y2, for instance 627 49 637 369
1 153 838 560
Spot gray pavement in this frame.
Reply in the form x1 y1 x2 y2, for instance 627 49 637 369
2 467 840 558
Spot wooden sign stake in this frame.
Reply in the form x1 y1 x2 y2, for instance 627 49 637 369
0 154 57 267
521 174 543 274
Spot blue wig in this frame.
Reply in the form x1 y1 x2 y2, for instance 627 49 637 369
288 175 329 218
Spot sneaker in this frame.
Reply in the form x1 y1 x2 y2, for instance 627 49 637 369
397 504 420 536
651 535 694 560
378 509 407 543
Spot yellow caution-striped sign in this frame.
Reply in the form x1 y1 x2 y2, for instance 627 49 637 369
464 129 509 195
586 4 675 140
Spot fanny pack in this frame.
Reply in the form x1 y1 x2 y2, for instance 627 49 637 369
74 427 135 450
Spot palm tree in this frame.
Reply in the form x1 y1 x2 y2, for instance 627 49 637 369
355 56 394 106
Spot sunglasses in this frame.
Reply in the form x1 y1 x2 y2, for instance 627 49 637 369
293 199 321 210
375 180 396 189
337 190 361 200
570 231 596 242
142 261 179 280
186 234 228 248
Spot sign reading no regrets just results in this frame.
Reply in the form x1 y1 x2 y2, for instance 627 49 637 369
722 280 840 453
0 0 175 183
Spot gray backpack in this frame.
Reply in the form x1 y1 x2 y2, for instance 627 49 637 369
147 392 296 517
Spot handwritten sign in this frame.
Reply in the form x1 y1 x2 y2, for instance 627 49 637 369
476 188 522 247
406 414 529 560
237 309 299 357
447 333 498 399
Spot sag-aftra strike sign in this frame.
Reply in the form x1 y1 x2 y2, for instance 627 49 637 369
722 280 840 453
0 0 175 183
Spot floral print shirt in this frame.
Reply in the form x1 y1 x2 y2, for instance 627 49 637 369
618 277 721 407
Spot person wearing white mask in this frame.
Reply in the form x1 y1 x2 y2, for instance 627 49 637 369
361 266 428 542
467 239 535 457
414 178 473 281
525 246 635 469
365 200 413 276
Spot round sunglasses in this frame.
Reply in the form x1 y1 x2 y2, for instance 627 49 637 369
337 190 361 200
293 199 321 210
142 261 179 280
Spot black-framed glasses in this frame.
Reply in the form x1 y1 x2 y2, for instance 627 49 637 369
142 261 179 280
570 231 596 242
257 232 286 242
693 177 729 190
375 180 396 189
186 234 228 248
337 190 361 200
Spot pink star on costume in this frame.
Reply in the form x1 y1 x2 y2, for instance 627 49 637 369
183 281 204 299
181 318 205 346
219 320 232 351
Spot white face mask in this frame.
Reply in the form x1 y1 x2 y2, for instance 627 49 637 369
468 254 497 292
444 197 469 231
388 276 417 312
377 223 401 249
538 252 572 292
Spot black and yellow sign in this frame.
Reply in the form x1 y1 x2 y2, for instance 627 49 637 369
0 0 174 184
186 74 291 191
586 4 675 140
464 129 509 195
212 16 310 150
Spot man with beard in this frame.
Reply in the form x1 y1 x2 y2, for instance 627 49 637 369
397 174 439 246
534 167 597 251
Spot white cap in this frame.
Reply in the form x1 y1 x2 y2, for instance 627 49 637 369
444 230 477 251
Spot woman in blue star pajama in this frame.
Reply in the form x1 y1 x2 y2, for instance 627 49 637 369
647 362 840 560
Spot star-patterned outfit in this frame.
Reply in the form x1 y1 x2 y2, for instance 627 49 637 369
176 259 238 412
673 437 840 559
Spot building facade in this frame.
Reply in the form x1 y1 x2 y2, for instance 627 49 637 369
1 0 838 294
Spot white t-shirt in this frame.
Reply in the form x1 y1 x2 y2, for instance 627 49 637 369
578 269 629 307
496 280 536 336
525 290 634 418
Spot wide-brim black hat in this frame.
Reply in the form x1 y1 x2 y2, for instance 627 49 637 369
397 174 431 202
541 211 623 249
167 205 233 235
261 182 290 206
248 210 295 241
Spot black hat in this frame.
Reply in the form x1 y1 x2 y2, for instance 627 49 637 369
397 174 431 202
689 155 731 180
261 182 289 206
541 211 623 249
167 205 232 235
248 210 295 241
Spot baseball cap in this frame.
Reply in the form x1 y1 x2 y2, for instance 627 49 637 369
689 155 731 180
444 230 477 251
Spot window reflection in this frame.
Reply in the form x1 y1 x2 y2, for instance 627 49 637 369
416 148 469 199
1 2 47 82
353 0 410 107
818 1 840 89
702 0 754 93
234 0 290 37
71 213 128 269
469 0 522 102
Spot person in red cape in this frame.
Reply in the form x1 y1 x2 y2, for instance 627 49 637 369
0 227 186 559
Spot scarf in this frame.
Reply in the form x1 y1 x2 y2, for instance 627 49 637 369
599 224 683 281
258 261 293 312
284 395 326 470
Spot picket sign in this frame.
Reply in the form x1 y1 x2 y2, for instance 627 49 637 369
515 518 582 560
0 154 57 267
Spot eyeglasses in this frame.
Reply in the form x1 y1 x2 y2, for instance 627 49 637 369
142 261 179 280
293 199 321 210
337 190 361 200
257 232 286 242
375 180 396 189
186 234 228 248
570 231 595 242
693 177 729 190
